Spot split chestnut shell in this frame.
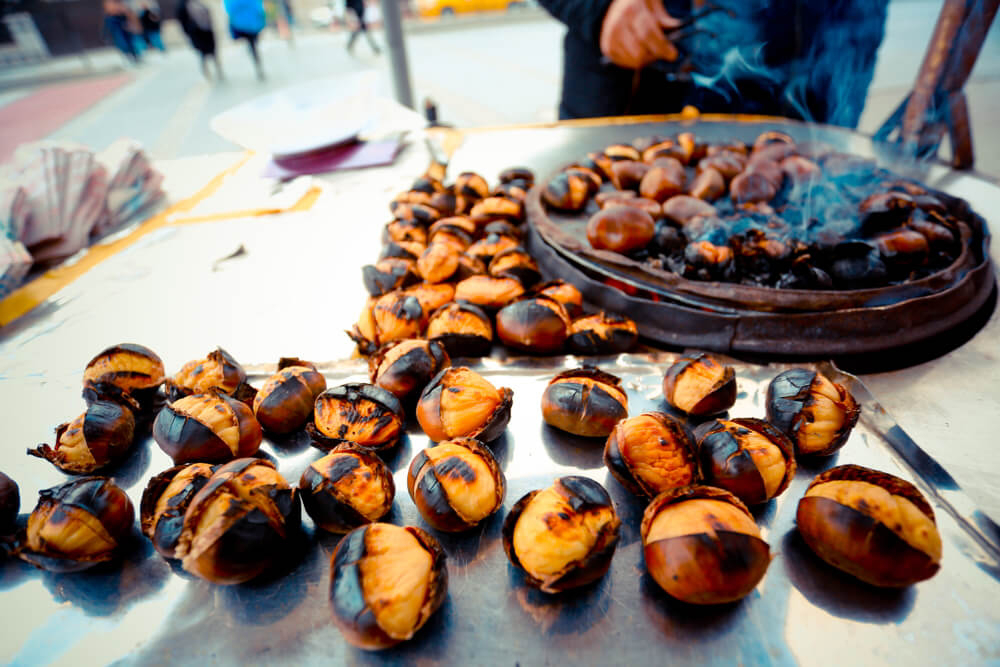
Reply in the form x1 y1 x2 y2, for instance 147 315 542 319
310 383 405 452
796 464 942 587
82 343 165 407
29 400 136 474
330 523 448 650
140 462 217 558
299 443 395 533
20 477 135 572
566 312 638 355
426 301 493 358
495 295 571 354
416 367 513 443
662 354 737 416
166 347 254 405
252 359 327 434
641 485 771 604
541 368 628 438
369 339 450 401
766 368 860 456
695 418 796 505
502 476 620 593
153 391 263 464
407 437 506 532
604 412 699 498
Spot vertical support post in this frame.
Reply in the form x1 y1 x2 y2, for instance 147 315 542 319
379 0 414 109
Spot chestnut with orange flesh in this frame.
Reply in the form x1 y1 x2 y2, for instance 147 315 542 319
566 312 638 355
639 158 686 203
300 443 395 533
384 219 427 245
502 476 620 593
310 383 405 452
466 232 520 265
29 400 136 474
362 257 420 297
166 347 253 404
604 412 699 498
454 275 525 311
662 195 717 226
542 170 597 212
430 215 477 238
532 280 584 318
797 465 942 587
83 343 164 409
330 523 448 650
0 472 19 535
663 353 736 416
411 176 445 195
488 247 541 288
454 172 490 201
418 243 461 283
173 458 300 585
698 152 747 182
587 205 655 254
426 301 493 357
696 418 796 505
403 282 455 320
20 476 135 572
153 391 263 464
641 140 684 164
494 183 528 202
604 143 641 162
641 485 770 605
393 190 434 209
495 295 571 354
482 219 522 241
766 369 860 457
407 437 506 532
429 191 458 217
416 366 513 443
380 240 426 262
140 462 216 558
874 228 929 273
471 196 524 222
391 202 440 225
252 362 327 434
541 368 628 437
426 226 472 254
369 339 450 401
350 291 423 355
499 166 534 186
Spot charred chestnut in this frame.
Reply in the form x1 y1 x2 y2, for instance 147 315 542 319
766 369 860 457
426 301 493 357
466 232 520 265
416 366 512 443
542 170 598 212
541 368 628 437
604 143 641 162
566 312 638 355
166 347 254 404
502 476 620 593
153 391 263 464
426 224 472 254
531 280 584 318
499 166 534 186
380 240 426 262
873 228 929 275
330 522 448 650
83 343 164 407
407 437 506 532
370 338 450 401
604 412 699 498
662 353 736 416
403 282 455 319
20 477 134 572
696 418 796 505
796 464 941 587
300 443 395 533
0 472 19 535
29 400 136 473
454 171 490 201
488 247 541 288
350 291 425 355
252 360 327 434
140 462 217 558
418 243 461 283
587 205 655 255
470 196 523 222
384 219 428 245
311 383 405 451
362 257 420 297
391 202 440 225
641 485 770 604
661 195 717 226
495 295 570 354
173 458 300 584
453 275 525 311
639 158 686 203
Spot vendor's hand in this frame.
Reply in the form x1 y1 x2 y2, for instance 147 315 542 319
600 0 681 69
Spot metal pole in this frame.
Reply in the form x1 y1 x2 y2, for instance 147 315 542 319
379 0 414 109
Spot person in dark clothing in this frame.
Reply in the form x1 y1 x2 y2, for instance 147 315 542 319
345 0 380 55
224 0 267 79
176 0 224 79
103 0 141 63
139 0 166 51
537 0 888 128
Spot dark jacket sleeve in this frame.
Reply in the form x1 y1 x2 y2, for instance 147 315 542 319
537 0 614 46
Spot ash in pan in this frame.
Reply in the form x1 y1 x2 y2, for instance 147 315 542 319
546 131 976 290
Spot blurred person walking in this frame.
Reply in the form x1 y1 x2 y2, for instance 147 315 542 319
345 0 380 55
224 0 268 79
102 0 142 63
139 0 166 51
176 0 224 79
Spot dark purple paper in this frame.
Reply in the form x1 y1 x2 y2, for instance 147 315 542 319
263 139 401 179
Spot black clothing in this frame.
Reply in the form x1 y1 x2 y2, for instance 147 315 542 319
346 0 379 54
176 0 216 55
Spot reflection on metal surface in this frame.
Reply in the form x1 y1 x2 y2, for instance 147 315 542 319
0 352 998 664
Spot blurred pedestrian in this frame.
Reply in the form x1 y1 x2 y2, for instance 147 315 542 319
345 0 379 55
224 0 268 79
139 0 166 52
176 0 224 79
102 0 141 63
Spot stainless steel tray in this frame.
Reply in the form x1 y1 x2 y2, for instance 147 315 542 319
2 352 998 665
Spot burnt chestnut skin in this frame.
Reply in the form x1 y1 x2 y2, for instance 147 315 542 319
495 295 571 354
253 360 327 434
140 462 217 559
309 383 406 452
153 391 263 464
766 368 860 457
662 353 737 416
29 400 136 474
541 368 628 437
300 443 395 533
695 418 796 505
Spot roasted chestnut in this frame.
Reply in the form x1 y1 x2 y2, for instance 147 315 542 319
310 383 405 451
532 280 584 318
454 171 490 201
416 366 512 443
140 462 217 558
20 477 134 572
384 219 428 245
393 190 434 209
417 243 461 283
330 522 448 650
639 158 686 203
252 359 327 434
153 391 263 464
29 400 136 473
370 338 450 401
0 472 19 535
542 170 597 212
381 240 426 262
362 257 420 296
429 215 477 240
425 225 471 254
470 196 523 222
766 368 860 457
662 353 736 416
488 247 541 288
408 437 506 531
541 368 628 437
166 347 255 405
687 168 726 201
730 171 778 204
466 232 520 265
499 166 534 186
453 275 525 311
502 476 620 593
495 295 570 354
610 160 651 191
82 343 165 408
641 485 770 604
661 195 717 226
391 202 440 225
411 175 445 195
586 205 655 254
696 418 796 505
172 458 300 584
796 464 942 587
403 281 455 318
426 301 493 357
349 291 425 355
429 191 458 216
300 443 395 533
566 312 638 355
604 412 699 498
698 151 747 181
604 143 641 162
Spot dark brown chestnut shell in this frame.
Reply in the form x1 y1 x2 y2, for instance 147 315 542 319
0 472 19 535
300 443 395 533
369 338 450 401
695 418 796 505
604 412 699 498
530 280 584 318
426 301 494 358
765 368 860 457
152 390 263 464
166 347 256 406
309 383 406 452
541 368 628 437
488 247 541 288
82 343 165 410
140 462 217 559
252 361 327 434
28 400 136 474
566 312 639 355
495 295 570 354
662 353 737 416
362 258 420 297
586 205 655 254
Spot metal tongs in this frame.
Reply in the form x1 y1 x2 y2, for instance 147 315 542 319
647 4 735 82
